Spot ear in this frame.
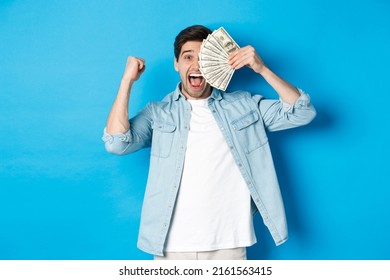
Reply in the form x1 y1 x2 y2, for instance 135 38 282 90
174 58 178 72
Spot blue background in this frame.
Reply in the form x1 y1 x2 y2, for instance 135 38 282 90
1 0 389 260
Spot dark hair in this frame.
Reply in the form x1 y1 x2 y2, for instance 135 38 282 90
174 25 212 60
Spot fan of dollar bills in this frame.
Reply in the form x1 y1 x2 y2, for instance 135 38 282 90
199 27 240 91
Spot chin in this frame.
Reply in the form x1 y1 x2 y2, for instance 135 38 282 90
190 90 209 99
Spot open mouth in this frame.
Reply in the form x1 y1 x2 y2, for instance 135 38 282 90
188 73 204 88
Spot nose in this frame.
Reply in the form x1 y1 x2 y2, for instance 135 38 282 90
194 54 200 70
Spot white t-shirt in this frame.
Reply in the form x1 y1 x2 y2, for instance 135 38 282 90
164 98 256 252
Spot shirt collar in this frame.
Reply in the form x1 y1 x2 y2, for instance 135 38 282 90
210 87 223 101
172 83 182 101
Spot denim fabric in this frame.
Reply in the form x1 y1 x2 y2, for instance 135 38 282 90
102 84 316 256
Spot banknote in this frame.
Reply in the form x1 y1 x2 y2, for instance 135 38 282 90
199 59 227 68
200 64 231 75
199 27 239 91
206 34 229 56
212 27 239 54
200 43 227 60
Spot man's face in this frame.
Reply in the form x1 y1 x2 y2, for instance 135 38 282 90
174 41 211 100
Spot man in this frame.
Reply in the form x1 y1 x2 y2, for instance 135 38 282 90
103 25 316 260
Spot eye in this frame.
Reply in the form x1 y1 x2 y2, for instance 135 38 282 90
184 54 193 60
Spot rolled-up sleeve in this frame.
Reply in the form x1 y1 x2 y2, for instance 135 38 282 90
102 128 133 155
257 89 316 132
102 104 153 155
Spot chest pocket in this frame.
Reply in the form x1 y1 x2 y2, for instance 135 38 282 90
151 121 176 158
231 110 268 153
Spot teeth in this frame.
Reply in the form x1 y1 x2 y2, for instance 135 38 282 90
189 73 203 78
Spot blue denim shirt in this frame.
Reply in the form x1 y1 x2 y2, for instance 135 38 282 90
102 84 316 256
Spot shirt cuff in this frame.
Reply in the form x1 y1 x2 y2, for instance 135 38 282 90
102 128 132 144
281 88 311 113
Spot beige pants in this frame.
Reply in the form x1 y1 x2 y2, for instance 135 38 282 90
154 247 247 260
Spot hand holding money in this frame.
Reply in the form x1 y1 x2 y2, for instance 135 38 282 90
198 27 240 91
228 46 265 74
198 27 266 90
228 46 266 74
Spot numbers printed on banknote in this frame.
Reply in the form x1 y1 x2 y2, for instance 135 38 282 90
199 27 239 91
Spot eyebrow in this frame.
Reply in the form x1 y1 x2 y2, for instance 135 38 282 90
180 50 194 56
